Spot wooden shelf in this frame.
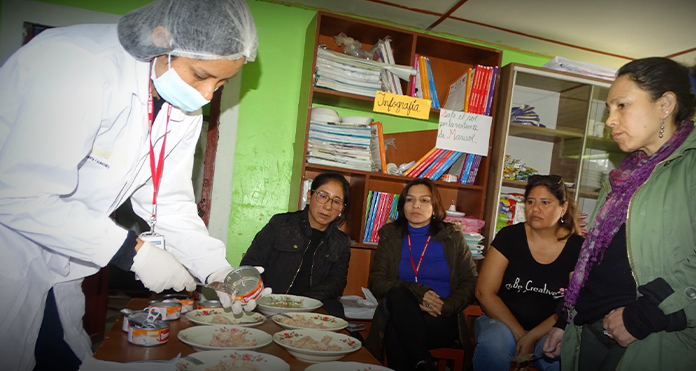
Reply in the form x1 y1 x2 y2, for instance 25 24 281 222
299 11 502 296
508 122 584 142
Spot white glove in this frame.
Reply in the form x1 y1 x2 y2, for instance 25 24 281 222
208 266 273 315
130 241 196 293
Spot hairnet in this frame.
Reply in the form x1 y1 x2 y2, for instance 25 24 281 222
117 0 257 62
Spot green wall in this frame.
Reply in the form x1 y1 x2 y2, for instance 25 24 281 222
10 0 552 266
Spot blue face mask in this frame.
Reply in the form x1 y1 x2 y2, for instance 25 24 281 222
151 56 209 112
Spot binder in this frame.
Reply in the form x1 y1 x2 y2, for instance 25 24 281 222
484 66 499 116
466 155 483 184
418 55 430 100
464 68 474 112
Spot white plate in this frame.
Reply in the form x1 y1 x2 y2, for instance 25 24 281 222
185 309 266 327
273 329 361 363
178 325 272 351
271 312 348 332
446 210 466 217
176 350 290 371
256 294 322 317
305 361 394 371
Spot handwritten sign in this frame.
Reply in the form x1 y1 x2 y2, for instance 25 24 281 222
373 91 430 120
435 108 492 156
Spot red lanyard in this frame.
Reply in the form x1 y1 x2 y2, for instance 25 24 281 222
147 76 172 225
407 234 431 283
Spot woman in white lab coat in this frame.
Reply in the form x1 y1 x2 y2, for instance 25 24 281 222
0 1 266 370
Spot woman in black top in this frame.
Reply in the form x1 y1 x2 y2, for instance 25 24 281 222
474 175 583 371
240 171 351 318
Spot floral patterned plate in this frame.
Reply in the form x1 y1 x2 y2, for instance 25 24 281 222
271 312 348 332
273 329 361 363
178 325 272 351
176 350 289 371
255 294 322 317
185 309 266 327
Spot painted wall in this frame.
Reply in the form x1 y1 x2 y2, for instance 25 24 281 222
2 0 552 267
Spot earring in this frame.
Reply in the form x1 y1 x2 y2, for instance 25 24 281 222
659 119 665 138
560 217 565 224
432 214 435 219
338 213 342 217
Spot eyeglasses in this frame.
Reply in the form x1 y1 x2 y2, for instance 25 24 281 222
312 190 345 211
527 174 563 186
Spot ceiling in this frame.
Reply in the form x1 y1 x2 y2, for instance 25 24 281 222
271 0 696 69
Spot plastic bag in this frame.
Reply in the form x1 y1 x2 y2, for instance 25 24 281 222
334 32 373 60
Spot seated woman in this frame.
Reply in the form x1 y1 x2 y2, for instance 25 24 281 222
473 175 583 371
240 171 351 318
365 178 478 371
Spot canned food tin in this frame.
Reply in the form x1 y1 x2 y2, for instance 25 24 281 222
120 309 134 332
163 294 194 313
197 300 223 309
126 312 169 346
223 265 265 304
147 300 181 320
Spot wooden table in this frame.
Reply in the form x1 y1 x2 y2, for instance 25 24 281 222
93 298 378 370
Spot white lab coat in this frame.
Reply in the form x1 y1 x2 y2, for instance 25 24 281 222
0 24 230 370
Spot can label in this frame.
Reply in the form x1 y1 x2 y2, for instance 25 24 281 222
236 277 264 304
197 300 223 309
147 301 181 320
127 327 169 346
164 298 193 313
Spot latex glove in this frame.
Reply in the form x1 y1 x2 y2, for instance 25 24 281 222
130 241 196 293
208 266 273 315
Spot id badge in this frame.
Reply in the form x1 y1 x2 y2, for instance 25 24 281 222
140 231 165 249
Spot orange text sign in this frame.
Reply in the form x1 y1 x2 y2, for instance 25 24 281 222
373 91 430 120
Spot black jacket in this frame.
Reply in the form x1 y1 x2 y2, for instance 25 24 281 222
240 208 351 301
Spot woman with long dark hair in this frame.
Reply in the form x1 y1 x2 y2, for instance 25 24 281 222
474 175 582 371
365 178 478 371
544 57 696 370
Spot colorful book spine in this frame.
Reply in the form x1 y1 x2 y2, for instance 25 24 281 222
425 57 440 109
372 193 394 242
404 147 437 176
417 150 448 178
418 55 430 100
408 148 444 178
411 53 419 97
430 151 464 180
484 66 498 116
422 150 453 179
466 155 483 185
363 191 381 242
463 68 474 113
459 153 476 183
389 194 399 220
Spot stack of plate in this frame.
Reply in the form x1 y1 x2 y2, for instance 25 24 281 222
581 169 604 191
463 232 485 260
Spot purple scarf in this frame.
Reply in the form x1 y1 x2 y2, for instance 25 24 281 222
564 119 694 317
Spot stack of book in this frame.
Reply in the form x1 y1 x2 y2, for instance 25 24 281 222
306 119 373 171
363 191 399 243
402 148 481 185
412 54 441 109
315 46 411 97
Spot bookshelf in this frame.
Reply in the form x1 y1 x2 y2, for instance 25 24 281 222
296 12 502 295
484 63 627 242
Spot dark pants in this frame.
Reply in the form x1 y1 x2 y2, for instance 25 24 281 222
322 298 346 319
578 318 626 371
384 286 458 371
34 288 82 371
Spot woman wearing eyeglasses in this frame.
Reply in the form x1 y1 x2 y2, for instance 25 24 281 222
365 178 478 371
474 175 583 371
240 171 351 318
